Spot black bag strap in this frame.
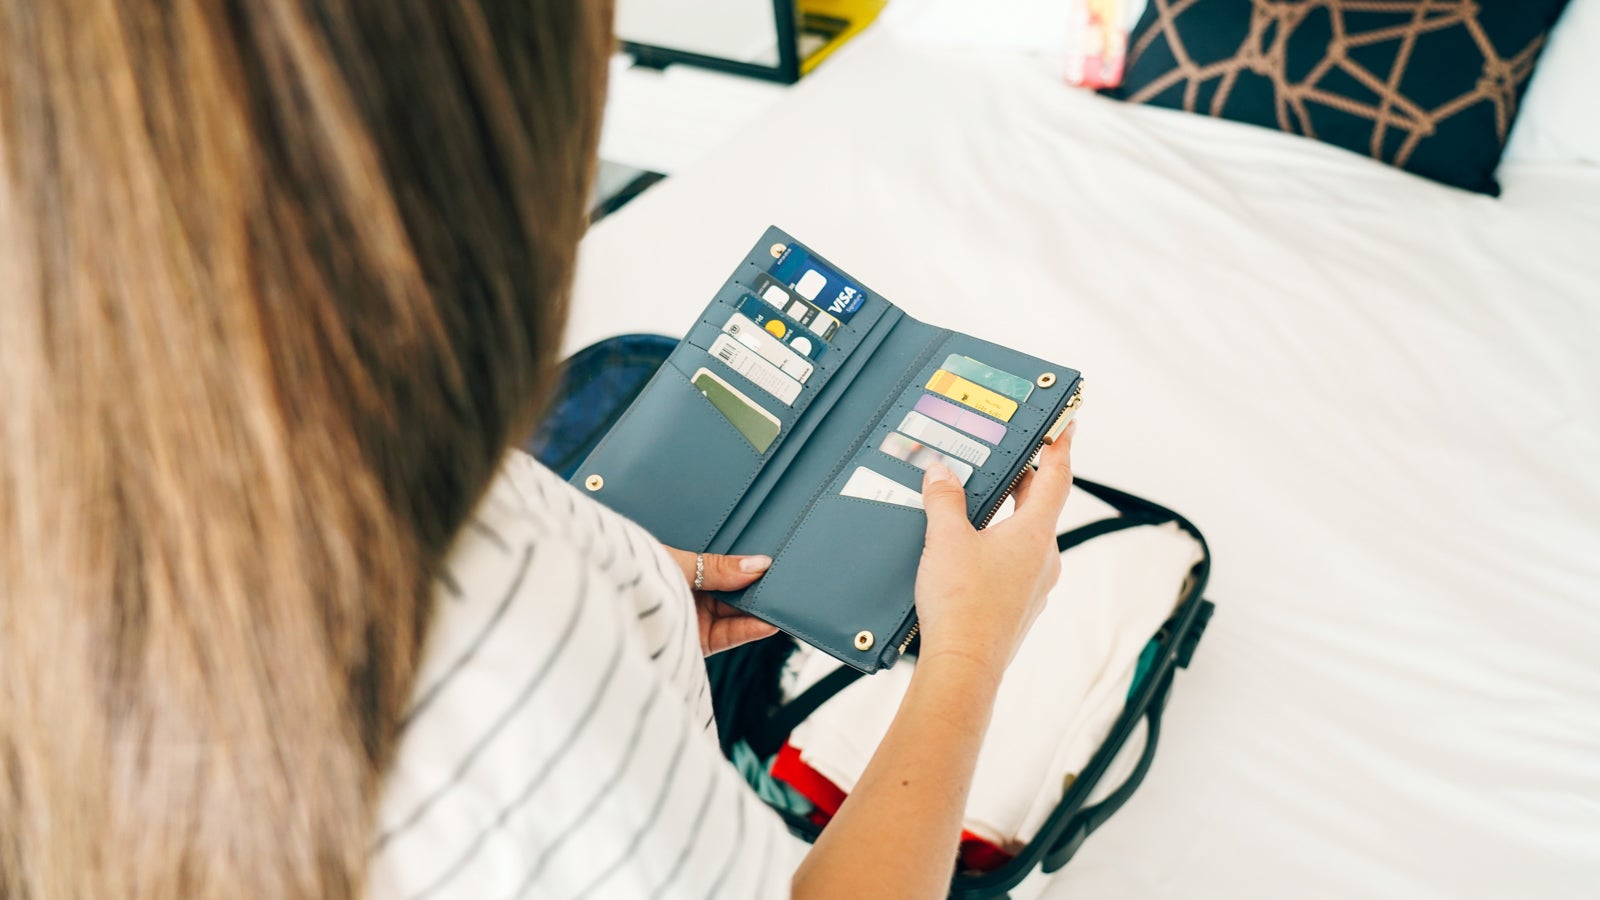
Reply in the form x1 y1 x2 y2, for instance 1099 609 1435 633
1041 677 1167 872
944 597 1213 899
747 665 865 759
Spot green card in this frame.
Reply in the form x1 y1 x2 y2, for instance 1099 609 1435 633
693 368 780 453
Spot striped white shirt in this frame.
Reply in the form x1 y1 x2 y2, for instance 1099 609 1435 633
369 451 803 899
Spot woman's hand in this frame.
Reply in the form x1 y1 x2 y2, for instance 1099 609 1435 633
663 547 780 656
792 423 1076 900
913 421 1076 684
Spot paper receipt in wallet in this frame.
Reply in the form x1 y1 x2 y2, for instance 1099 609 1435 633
709 334 802 405
693 368 780 452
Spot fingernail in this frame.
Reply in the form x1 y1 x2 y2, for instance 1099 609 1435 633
924 462 955 485
738 555 772 574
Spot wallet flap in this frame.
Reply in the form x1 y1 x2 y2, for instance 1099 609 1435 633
572 360 765 551
735 493 925 672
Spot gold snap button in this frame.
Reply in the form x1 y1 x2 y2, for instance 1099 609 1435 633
1036 372 1057 388
770 242 787 258
854 630 875 651
584 474 604 492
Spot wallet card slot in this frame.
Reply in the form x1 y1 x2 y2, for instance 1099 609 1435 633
735 492 925 673
665 343 798 432
700 304 909 558
712 314 945 568
685 261 891 407
853 332 1076 522
928 334 1076 440
847 370 1021 520
845 450 934 495
573 362 764 551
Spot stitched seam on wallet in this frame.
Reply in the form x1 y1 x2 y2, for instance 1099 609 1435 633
858 336 1041 519
579 365 675 480
582 363 759 551
746 367 1070 662
754 324 947 572
740 326 949 661
749 495 922 672
696 299 895 551
688 292 893 550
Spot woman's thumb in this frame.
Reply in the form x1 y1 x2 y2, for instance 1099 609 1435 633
697 552 772 591
921 463 970 538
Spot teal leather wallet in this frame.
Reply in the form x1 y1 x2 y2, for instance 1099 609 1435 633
572 227 1083 672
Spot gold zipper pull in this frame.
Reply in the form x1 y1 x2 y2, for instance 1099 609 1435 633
1043 382 1084 445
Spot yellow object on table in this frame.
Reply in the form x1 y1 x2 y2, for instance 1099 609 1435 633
798 0 889 74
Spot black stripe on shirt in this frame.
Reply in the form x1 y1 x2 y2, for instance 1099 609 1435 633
466 515 511 552
404 623 632 900
437 567 463 600
507 680 667 899
648 757 721 899
376 563 587 850
399 543 537 733
702 783 747 900
568 717 692 899
748 808 777 900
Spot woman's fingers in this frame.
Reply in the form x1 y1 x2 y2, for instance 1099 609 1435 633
921 462 972 544
702 602 780 655
664 546 773 592
1014 420 1076 529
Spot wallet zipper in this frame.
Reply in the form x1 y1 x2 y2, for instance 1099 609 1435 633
976 380 1083 531
897 380 1083 658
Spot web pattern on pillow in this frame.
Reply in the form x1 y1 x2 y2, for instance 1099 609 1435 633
1121 0 1556 184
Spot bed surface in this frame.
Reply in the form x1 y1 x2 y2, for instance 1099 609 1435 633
565 26 1600 900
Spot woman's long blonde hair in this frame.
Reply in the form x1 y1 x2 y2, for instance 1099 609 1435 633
0 1 610 896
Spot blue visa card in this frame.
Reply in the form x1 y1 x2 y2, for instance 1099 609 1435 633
769 245 867 323
736 295 827 361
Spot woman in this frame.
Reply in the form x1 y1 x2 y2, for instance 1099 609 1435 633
0 1 1075 897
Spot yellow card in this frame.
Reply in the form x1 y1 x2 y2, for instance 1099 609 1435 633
925 369 1018 422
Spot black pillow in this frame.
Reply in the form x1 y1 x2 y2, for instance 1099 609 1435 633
1110 0 1572 195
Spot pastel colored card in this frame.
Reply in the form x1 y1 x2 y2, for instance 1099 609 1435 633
839 466 924 510
896 411 991 467
925 369 1019 422
769 245 867 323
879 431 974 485
692 368 780 453
722 311 814 383
709 334 802 405
736 295 827 362
751 272 840 342
940 354 1033 403
912 393 1008 444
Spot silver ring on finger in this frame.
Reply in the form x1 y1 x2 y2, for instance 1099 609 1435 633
693 553 706 591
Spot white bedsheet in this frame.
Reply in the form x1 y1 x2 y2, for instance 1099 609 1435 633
566 27 1600 900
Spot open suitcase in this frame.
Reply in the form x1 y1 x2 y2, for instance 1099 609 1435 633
528 334 1216 899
